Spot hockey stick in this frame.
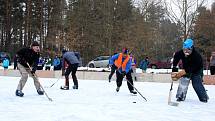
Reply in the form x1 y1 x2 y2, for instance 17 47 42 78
127 80 147 102
47 76 62 88
27 63 53 101
168 80 179 106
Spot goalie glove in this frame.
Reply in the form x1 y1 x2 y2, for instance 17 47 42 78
171 70 186 81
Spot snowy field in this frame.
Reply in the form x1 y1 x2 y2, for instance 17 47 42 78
0 76 215 121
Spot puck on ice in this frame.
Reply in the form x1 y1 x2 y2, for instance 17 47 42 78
133 101 136 103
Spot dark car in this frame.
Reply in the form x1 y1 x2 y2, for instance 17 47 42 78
148 57 183 69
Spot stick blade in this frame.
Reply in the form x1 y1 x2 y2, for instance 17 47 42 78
48 98 53 101
168 102 179 106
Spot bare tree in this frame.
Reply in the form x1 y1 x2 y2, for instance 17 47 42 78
164 0 207 39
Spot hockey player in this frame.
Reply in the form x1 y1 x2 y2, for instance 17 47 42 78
109 48 137 94
130 53 137 81
61 49 80 90
139 57 149 73
2 57 9 75
15 41 44 97
44 57 52 70
209 51 215 75
171 38 209 103
53 55 61 70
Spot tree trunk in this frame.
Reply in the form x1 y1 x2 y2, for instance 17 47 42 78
5 0 12 51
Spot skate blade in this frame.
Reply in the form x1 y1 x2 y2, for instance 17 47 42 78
168 102 179 106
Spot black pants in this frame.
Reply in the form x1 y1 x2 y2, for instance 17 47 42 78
37 65 44 70
65 63 79 86
109 64 118 80
116 70 134 91
54 65 62 70
14 62 17 70
45 66 50 70
210 66 215 75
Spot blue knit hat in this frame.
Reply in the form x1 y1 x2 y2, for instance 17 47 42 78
183 39 193 49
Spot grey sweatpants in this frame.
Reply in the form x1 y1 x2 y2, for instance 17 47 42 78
176 74 209 101
176 77 190 100
131 67 137 81
16 63 41 91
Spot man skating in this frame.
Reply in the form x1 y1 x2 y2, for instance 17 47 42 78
109 48 137 94
61 49 80 90
15 41 44 97
171 38 209 103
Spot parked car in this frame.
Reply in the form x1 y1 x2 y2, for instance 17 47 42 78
148 57 183 69
87 56 110 68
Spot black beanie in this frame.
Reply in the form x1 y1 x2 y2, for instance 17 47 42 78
31 41 39 47
62 49 67 54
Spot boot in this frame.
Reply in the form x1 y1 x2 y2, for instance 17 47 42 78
60 86 69 90
130 90 137 94
60 77 70 90
37 90 44 95
176 97 184 102
116 87 120 92
72 85 78 89
200 93 209 103
200 99 208 103
15 90 24 97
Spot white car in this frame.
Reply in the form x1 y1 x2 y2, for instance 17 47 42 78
87 56 110 68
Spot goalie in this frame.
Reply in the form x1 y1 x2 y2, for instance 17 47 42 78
171 38 209 103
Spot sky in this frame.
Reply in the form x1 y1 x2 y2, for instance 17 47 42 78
133 0 214 17
0 75 214 121
134 0 214 8
205 0 215 9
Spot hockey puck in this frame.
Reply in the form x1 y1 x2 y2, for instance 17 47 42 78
133 101 136 103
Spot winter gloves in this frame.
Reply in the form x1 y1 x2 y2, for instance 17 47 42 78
30 67 37 74
171 70 186 81
172 67 178 72
31 70 36 74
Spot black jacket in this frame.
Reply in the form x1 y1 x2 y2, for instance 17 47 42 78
172 48 203 75
16 47 40 72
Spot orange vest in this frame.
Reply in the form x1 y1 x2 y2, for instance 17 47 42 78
114 53 130 71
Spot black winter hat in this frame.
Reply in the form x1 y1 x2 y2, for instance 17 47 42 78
31 41 39 47
62 49 67 54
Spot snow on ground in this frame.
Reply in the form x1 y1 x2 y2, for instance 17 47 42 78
0 76 215 121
